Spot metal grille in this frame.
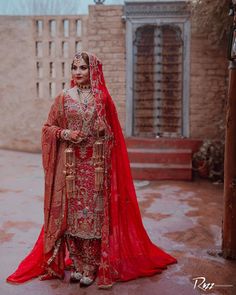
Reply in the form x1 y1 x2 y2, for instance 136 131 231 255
133 25 183 137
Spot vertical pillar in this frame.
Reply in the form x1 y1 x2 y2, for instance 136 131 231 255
222 59 236 259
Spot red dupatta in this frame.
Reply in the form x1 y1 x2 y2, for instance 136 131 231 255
7 52 177 288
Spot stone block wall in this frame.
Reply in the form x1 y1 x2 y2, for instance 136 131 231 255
87 5 126 127
0 5 228 152
0 15 88 152
189 31 228 140
0 6 126 152
0 16 41 152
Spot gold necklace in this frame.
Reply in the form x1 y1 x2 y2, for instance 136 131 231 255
77 88 93 105
77 84 91 90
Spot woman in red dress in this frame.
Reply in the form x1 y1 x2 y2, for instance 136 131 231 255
7 51 177 288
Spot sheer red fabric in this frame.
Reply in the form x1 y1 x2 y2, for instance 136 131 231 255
7 52 177 287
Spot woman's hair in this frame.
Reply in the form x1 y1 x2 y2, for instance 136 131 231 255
81 52 89 66
71 52 89 70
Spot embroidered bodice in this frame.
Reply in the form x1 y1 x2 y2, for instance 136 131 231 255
63 88 104 239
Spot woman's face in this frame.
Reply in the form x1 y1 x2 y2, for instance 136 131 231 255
71 58 90 86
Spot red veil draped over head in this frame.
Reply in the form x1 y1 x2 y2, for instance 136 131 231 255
7 52 177 288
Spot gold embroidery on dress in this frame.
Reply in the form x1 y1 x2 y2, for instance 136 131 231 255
62 90 113 242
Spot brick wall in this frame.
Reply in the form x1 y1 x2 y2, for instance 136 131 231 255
189 30 228 140
0 15 88 152
0 16 42 152
87 5 126 128
0 6 126 152
0 6 228 152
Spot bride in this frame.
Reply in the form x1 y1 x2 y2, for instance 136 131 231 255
7 51 177 288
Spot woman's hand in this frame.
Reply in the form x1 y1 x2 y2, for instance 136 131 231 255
61 129 86 142
70 130 81 141
70 130 86 143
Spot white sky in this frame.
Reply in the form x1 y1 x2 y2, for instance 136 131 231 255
0 0 186 15
0 0 124 15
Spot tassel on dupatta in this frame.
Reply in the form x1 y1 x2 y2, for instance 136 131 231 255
93 139 105 192
63 146 76 197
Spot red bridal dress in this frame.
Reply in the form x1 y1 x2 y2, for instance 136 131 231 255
7 52 177 288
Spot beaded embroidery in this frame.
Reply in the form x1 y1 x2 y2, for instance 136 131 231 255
63 89 110 239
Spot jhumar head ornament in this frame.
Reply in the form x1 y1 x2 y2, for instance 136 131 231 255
72 52 88 68
73 52 84 63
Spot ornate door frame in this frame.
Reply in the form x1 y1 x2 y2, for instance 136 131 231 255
124 1 191 137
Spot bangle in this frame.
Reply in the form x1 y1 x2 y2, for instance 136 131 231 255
61 129 71 141
56 129 62 139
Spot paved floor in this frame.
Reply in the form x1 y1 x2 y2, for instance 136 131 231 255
0 149 235 295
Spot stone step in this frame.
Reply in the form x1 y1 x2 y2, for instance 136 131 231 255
127 148 192 164
130 163 192 180
125 137 200 180
126 137 202 153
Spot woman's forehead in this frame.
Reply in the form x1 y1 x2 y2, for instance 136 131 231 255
72 58 88 67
